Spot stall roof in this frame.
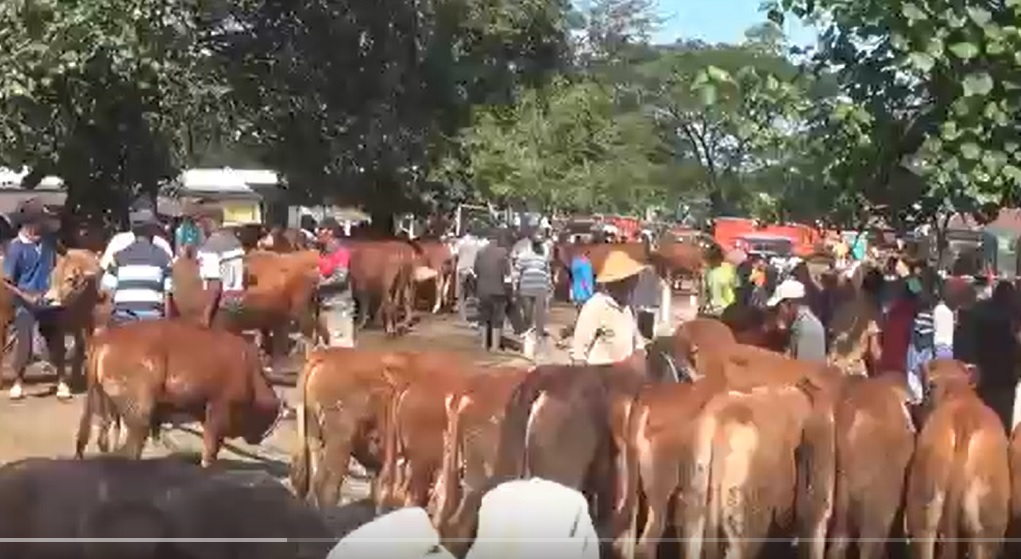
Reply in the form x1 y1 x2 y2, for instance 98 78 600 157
0 168 66 213
175 168 282 200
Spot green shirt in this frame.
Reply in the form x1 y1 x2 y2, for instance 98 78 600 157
703 263 737 316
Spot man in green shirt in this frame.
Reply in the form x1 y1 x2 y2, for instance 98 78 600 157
700 244 737 317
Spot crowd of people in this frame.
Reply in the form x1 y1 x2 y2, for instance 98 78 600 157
697 238 1021 433
7 200 1021 555
0 197 359 401
452 226 667 366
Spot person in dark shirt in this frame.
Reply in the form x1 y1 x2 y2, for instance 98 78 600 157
474 230 512 352
2 198 62 400
974 281 1020 431
631 265 660 340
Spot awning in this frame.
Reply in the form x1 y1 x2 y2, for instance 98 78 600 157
0 190 67 214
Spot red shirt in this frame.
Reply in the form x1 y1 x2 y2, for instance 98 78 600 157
878 298 915 373
318 245 351 278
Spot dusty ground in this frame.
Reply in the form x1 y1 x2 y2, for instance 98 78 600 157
0 297 695 500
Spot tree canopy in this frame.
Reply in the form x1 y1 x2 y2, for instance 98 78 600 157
2 0 1019 229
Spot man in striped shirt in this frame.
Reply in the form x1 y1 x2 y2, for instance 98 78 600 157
196 207 246 328
101 208 173 323
514 235 552 359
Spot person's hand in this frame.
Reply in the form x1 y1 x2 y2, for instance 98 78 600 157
23 293 40 305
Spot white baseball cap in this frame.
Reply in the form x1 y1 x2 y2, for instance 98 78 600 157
767 279 807 307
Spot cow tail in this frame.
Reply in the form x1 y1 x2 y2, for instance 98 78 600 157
680 402 719 559
941 441 969 557
376 384 408 512
289 354 317 499
704 422 727 559
492 367 550 482
612 395 643 555
431 392 466 529
795 391 837 559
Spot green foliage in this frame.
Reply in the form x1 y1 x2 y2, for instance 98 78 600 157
216 0 571 217
0 0 570 222
0 0 215 216
624 37 819 217
769 0 1021 228
436 78 668 212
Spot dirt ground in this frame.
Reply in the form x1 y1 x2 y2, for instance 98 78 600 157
0 298 695 501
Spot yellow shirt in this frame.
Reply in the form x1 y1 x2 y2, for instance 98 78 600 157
703 263 737 315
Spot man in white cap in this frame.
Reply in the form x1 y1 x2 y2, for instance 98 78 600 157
465 478 599 559
327 507 455 559
768 278 826 362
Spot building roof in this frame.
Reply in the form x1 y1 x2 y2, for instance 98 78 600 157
176 168 282 200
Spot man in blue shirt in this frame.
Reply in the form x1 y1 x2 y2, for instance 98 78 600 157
570 253 595 309
3 198 62 400
101 208 173 324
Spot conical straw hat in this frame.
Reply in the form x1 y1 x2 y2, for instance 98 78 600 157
597 250 646 283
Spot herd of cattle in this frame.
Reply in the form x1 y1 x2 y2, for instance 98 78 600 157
28 230 996 558
52 262 1021 559
243 315 1019 559
5 232 706 384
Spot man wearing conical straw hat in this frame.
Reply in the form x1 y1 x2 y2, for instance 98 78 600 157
569 250 646 366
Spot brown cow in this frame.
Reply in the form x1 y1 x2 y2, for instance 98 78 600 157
373 350 475 511
410 238 455 314
41 249 104 389
74 320 282 467
290 348 394 508
1009 422 1021 553
257 226 309 253
348 240 416 335
827 373 915 559
172 250 323 360
617 345 840 559
290 348 475 511
652 234 707 290
430 367 530 546
475 354 651 540
905 359 1009 559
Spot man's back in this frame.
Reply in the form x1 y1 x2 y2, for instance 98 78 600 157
101 231 172 271
456 235 484 271
570 256 594 303
475 244 508 297
107 239 172 316
791 306 826 362
198 231 245 292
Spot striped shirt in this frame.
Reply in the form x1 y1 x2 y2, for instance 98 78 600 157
99 231 173 272
514 247 551 297
197 231 245 293
101 238 172 317
912 308 935 348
